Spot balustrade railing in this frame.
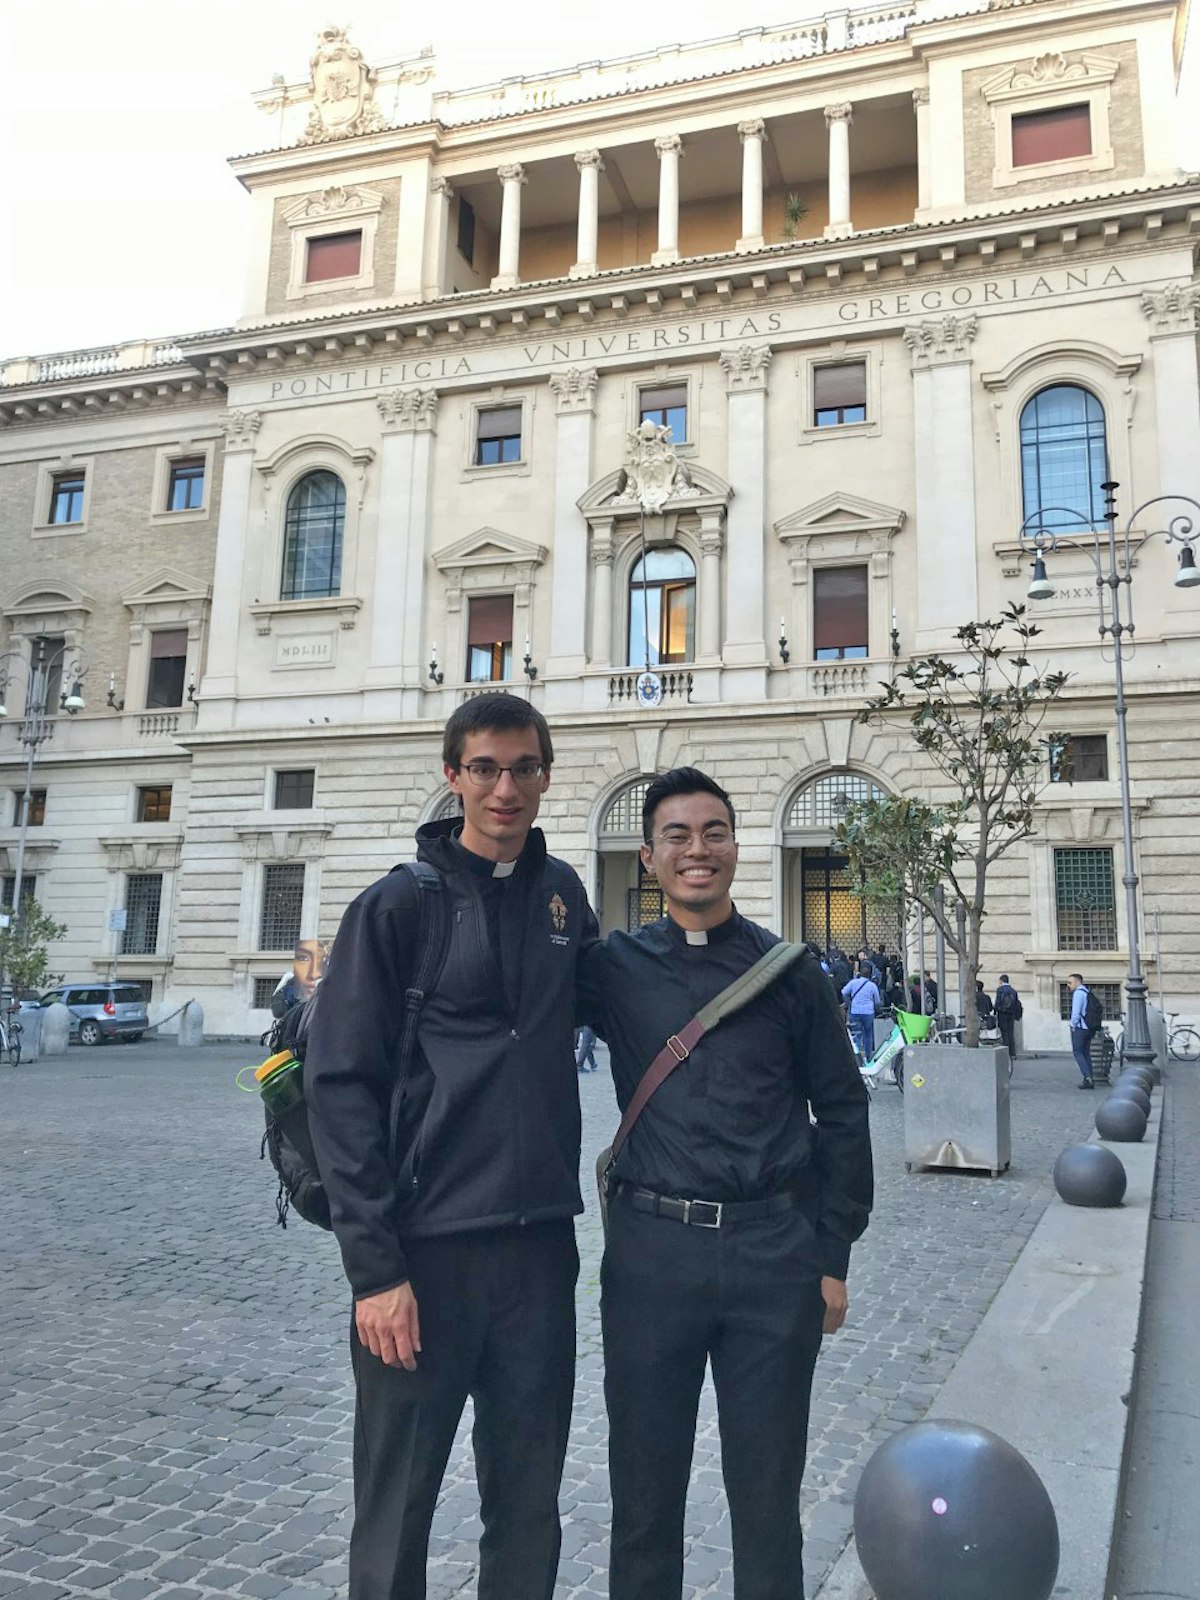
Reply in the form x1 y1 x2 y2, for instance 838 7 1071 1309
608 671 694 705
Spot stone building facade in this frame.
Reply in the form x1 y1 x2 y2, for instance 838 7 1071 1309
1 0 1198 1042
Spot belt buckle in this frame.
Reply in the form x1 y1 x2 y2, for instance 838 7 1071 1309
684 1199 722 1228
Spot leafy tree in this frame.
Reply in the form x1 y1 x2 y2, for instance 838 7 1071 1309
834 605 1067 1048
0 897 68 998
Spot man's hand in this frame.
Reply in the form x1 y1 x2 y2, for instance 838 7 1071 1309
355 1282 421 1371
820 1276 848 1335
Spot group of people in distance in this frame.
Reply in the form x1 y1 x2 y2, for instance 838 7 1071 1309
302 692 875 1600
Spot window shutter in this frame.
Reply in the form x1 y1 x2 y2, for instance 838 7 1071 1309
467 595 514 645
150 629 187 659
639 384 687 414
305 231 363 283
813 567 868 652
476 406 522 441
813 363 866 411
1011 105 1091 167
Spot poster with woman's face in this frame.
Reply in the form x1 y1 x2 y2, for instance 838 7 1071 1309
293 937 333 1001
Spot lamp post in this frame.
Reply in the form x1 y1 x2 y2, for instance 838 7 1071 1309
0 640 89 995
1019 481 1200 1072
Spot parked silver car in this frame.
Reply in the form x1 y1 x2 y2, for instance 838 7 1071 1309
37 983 149 1045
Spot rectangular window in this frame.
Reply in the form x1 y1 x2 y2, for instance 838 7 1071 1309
814 362 867 427
639 383 688 443
1 875 36 909
813 566 869 659
137 785 173 823
253 975 280 1010
49 472 85 525
467 595 514 682
167 458 205 512
146 629 188 709
259 863 306 951
474 405 522 466
1049 734 1109 785
13 789 46 827
457 197 476 265
1058 981 1122 1021
1012 104 1091 168
32 637 64 716
304 230 363 283
121 874 163 956
1054 847 1117 951
273 769 315 810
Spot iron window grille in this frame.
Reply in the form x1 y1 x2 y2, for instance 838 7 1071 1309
1058 981 1122 1020
1 875 37 908
787 773 888 831
601 780 653 838
259 864 305 951
253 976 280 1010
121 873 163 956
1054 848 1118 951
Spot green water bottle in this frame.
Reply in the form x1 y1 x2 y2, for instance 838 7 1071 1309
255 1048 305 1114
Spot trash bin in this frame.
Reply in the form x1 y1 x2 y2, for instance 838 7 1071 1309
1089 1029 1115 1085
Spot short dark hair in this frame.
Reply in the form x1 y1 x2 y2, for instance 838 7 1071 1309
1069 971 1084 984
999 973 1009 984
641 766 735 843
442 693 554 771
858 962 873 976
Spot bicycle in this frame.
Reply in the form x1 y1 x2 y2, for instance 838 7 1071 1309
855 1008 930 1095
1168 1014 1200 1062
0 1009 23 1067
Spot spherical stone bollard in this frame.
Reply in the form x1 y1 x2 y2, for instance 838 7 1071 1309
1053 1143 1127 1208
40 1001 71 1056
1117 1067 1153 1095
177 1001 204 1048
1108 1083 1151 1117
854 1419 1059 1600
1096 1095 1147 1143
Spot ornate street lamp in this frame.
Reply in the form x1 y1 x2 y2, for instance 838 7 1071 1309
1019 482 1200 1072
0 639 90 994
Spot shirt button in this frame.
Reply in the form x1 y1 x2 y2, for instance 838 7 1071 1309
510 1029 520 1039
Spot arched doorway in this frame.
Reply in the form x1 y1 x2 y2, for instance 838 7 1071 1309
782 771 900 957
596 778 664 934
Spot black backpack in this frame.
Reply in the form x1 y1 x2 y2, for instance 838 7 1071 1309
261 862 449 1229
1082 986 1103 1033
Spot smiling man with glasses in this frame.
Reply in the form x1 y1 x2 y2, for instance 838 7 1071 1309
580 766 873 1600
306 692 598 1600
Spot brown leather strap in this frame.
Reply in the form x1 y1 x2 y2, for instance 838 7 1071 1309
608 1013 708 1169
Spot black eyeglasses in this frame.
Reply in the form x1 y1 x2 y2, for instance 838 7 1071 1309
458 760 546 788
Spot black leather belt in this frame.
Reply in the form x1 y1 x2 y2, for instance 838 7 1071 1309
613 1182 805 1230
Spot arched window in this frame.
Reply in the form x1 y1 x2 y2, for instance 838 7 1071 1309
786 772 889 832
627 546 695 668
1019 384 1109 529
281 471 345 601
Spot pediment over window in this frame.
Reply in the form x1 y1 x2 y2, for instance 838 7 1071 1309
433 528 548 572
980 51 1119 105
3 578 93 635
122 568 212 610
579 462 731 520
281 184 385 228
775 493 905 551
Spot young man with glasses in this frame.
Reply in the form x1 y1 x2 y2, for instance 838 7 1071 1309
306 693 598 1600
580 767 873 1600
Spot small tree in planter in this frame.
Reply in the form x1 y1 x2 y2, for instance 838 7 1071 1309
834 605 1067 1048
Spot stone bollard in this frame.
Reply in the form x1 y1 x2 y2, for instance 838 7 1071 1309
177 1000 204 1047
41 1002 72 1056
18 1007 44 1059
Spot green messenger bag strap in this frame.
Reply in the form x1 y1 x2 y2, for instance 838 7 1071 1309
595 939 809 1233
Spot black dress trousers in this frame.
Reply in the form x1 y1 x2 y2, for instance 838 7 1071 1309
602 1198 826 1600
348 1220 578 1600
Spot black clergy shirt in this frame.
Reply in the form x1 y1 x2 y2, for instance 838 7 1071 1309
580 910 873 1280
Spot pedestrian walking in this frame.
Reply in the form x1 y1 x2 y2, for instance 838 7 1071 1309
842 963 882 1062
908 973 923 1015
975 980 995 1020
994 973 1023 1059
1066 971 1099 1088
923 970 939 1013
305 693 599 1600
575 1023 599 1073
581 767 873 1600
830 947 852 989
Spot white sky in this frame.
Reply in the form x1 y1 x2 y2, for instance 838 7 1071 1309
2 0 1196 360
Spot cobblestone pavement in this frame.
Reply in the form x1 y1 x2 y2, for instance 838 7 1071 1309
0 1041 1099 1600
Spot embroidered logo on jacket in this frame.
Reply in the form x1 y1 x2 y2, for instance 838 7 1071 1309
549 893 569 946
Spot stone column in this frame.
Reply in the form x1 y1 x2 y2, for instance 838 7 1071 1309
424 177 453 300
913 89 932 214
905 315 980 645
737 120 766 253
198 408 260 719
570 151 604 280
590 518 616 669
652 135 683 267
824 103 853 239
1140 285 1200 498
698 512 725 661
720 344 773 687
365 388 438 720
545 367 599 704
491 164 527 291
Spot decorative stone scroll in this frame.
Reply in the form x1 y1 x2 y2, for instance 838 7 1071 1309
376 388 438 432
903 315 979 367
218 409 262 450
1140 284 1200 333
720 344 773 392
548 366 599 414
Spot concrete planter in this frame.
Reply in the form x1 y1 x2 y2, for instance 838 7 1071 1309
903 1043 1012 1177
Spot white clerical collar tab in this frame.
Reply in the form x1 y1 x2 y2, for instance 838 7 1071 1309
492 859 517 879
685 929 709 946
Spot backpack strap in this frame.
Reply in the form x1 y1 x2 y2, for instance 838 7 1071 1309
606 940 806 1175
386 862 451 1168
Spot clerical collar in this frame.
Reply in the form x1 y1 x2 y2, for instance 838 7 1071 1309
686 929 708 946
492 859 517 879
666 908 740 947
452 833 522 881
